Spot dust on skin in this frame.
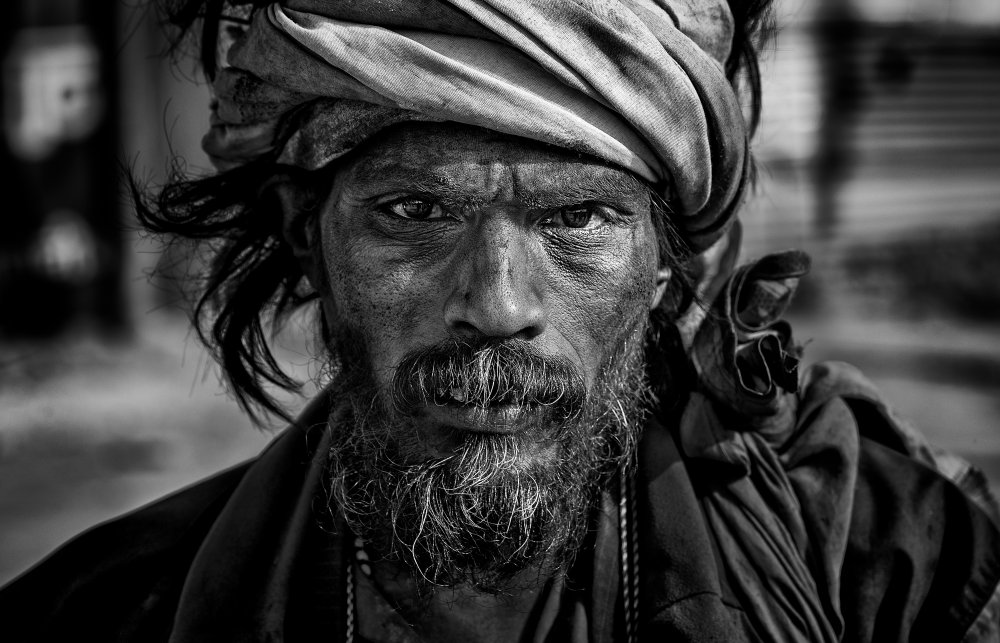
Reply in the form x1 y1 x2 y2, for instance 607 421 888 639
283 122 667 456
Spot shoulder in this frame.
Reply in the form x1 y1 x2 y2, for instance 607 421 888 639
786 360 1000 641
674 247 1000 640
0 460 253 642
806 362 1000 642
672 347 1000 641
844 435 1000 642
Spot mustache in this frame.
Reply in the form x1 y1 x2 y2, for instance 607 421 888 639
390 338 586 420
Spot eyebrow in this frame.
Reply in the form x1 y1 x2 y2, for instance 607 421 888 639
516 171 650 210
350 159 651 211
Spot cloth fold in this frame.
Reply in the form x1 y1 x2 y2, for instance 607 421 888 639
672 249 1000 642
168 397 334 641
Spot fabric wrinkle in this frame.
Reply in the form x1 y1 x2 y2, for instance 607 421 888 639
677 249 845 642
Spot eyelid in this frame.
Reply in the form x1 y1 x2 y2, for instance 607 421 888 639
583 202 632 224
540 202 623 222
377 193 438 206
538 202 589 216
378 194 458 221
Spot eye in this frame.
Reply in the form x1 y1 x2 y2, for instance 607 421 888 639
540 205 607 230
384 199 447 221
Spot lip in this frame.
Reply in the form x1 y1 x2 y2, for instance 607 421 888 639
420 402 534 434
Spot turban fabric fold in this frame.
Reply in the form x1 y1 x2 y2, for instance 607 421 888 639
204 0 749 251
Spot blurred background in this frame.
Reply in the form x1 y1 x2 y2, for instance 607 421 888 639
0 0 998 584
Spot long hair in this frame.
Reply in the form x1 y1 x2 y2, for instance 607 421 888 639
135 0 777 422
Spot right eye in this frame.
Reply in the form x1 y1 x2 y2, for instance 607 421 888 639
384 199 447 221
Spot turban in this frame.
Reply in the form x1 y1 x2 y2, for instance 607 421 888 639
204 0 749 251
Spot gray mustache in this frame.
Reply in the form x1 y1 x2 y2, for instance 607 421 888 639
390 338 586 421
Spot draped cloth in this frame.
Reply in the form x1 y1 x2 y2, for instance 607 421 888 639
204 0 750 251
674 250 1000 642
3 366 998 642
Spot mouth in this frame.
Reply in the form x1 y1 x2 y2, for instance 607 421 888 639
421 386 536 433
432 384 524 406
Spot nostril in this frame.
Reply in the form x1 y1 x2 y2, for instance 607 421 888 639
445 306 545 340
450 320 480 337
443 228 547 339
445 292 546 338
517 322 544 340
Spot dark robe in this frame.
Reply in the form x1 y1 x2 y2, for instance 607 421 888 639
1 362 998 642
3 251 998 640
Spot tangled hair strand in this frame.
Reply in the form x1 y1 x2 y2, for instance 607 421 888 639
725 0 777 135
132 160 321 423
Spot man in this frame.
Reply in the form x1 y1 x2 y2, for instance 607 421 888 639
2 1 999 641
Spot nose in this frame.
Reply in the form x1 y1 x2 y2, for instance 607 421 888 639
443 218 546 339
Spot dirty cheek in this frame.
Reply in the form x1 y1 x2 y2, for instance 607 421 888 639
552 227 658 353
322 222 439 381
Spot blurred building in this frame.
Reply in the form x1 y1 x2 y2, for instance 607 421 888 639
0 1 210 340
745 0 1000 320
1 1 122 337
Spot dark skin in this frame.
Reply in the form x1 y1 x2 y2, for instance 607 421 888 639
279 123 670 641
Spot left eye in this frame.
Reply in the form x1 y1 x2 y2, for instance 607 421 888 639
386 199 446 220
542 206 605 229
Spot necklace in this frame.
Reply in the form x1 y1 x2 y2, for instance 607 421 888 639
619 465 640 643
346 536 369 643
346 559 355 643
344 468 638 643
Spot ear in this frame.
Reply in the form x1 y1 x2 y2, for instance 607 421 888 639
267 177 324 289
650 266 672 310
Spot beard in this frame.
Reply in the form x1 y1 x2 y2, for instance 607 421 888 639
321 322 652 595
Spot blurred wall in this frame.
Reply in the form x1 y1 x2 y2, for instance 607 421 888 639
746 0 1000 318
118 2 212 327
1 1 123 336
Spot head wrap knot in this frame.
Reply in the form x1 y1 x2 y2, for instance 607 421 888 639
204 0 749 251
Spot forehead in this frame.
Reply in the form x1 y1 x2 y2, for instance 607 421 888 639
338 122 651 206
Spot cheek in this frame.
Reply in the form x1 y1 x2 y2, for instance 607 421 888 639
320 218 437 383
546 225 658 362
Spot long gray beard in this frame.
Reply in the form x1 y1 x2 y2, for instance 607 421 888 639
321 330 651 595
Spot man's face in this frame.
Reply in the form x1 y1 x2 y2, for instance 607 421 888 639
310 122 667 589
316 123 664 449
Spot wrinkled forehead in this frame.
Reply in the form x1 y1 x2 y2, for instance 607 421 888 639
338 122 652 207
